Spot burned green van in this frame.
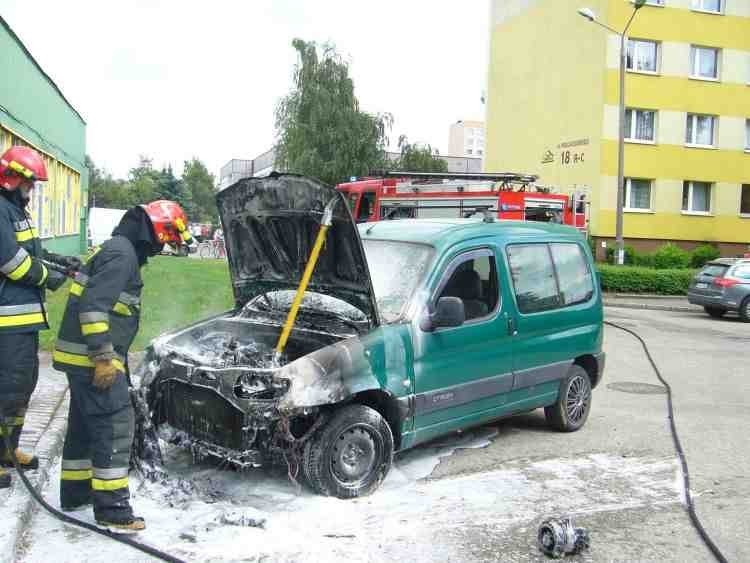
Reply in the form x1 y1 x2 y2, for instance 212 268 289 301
139 174 604 498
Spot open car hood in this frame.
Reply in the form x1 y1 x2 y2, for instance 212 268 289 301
216 173 379 327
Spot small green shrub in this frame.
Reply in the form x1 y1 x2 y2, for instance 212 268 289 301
690 244 721 268
632 252 655 268
652 243 690 269
597 265 694 295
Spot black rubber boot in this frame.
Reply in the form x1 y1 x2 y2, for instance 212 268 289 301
95 516 146 534
0 468 10 489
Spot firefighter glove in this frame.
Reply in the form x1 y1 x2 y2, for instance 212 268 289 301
93 360 119 390
46 269 67 291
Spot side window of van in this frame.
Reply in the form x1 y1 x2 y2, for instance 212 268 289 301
507 245 561 313
549 243 594 305
438 253 499 321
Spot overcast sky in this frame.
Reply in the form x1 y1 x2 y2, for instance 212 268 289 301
1 1 489 180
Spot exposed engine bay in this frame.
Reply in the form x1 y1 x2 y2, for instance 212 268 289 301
135 298 366 471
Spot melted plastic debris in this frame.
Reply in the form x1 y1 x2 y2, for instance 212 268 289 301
192 332 281 368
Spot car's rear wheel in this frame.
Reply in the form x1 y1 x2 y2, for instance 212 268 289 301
740 297 750 323
545 365 592 432
303 404 393 499
704 306 727 318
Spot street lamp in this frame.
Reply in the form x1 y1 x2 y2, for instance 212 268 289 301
578 0 646 265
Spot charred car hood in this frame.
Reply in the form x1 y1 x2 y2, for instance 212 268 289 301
217 173 379 326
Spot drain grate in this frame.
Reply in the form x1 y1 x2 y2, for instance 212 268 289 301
607 381 666 395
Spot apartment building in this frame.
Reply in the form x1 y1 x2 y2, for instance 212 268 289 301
448 120 486 158
485 0 750 255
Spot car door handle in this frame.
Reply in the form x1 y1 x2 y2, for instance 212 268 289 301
505 313 518 336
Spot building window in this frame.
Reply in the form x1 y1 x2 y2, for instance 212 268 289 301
686 114 716 146
625 179 653 210
476 149 483 156
746 119 750 151
690 46 719 79
682 181 712 213
691 0 722 13
627 39 659 73
466 148 473 155
644 0 664 4
625 109 656 142
741 185 750 215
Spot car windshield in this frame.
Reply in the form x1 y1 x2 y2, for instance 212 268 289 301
362 239 434 322
699 264 729 277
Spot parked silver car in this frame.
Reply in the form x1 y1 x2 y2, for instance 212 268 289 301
687 258 750 321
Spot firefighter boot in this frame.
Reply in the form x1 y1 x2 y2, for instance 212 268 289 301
0 468 10 489
95 516 146 535
1 448 39 470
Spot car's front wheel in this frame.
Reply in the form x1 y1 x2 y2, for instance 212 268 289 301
704 306 727 318
545 365 592 432
303 404 393 499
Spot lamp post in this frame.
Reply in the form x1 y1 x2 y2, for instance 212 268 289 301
578 0 645 265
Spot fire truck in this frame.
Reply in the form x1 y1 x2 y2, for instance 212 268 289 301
336 172 589 232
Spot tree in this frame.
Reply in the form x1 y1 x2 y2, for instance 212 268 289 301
86 155 129 208
182 158 217 222
390 135 448 173
275 39 392 186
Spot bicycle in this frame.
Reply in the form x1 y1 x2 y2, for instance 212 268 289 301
198 239 226 259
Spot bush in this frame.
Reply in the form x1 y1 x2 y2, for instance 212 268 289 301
597 265 694 295
632 252 655 268
652 243 691 269
690 244 721 268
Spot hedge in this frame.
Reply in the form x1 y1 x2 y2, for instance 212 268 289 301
596 265 695 295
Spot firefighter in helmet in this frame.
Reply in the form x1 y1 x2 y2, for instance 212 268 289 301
0 146 75 489
53 200 193 533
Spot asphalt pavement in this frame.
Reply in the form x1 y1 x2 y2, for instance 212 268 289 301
9 307 750 562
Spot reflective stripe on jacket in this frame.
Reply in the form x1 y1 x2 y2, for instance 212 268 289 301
0 196 48 333
53 236 142 374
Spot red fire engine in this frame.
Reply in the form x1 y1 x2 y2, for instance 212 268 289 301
336 172 589 231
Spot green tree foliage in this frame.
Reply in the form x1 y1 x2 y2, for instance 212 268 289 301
182 159 217 222
85 155 217 222
275 39 392 186
390 135 448 173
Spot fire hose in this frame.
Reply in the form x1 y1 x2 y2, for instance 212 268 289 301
603 321 728 563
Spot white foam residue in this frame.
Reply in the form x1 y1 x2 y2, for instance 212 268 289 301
20 432 682 563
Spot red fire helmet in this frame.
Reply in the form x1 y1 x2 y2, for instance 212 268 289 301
141 200 194 246
0 146 48 190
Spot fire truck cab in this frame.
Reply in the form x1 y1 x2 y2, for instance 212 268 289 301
336 172 589 232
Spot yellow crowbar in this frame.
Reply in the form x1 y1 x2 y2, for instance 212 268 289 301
274 197 338 363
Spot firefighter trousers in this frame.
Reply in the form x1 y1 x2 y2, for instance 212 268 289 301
0 333 39 458
60 371 135 522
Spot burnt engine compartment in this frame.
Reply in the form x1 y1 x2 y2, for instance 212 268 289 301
141 313 348 466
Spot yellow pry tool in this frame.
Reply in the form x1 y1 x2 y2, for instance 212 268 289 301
274 197 339 363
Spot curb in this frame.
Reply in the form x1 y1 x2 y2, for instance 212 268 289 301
0 384 68 563
604 301 698 313
605 293 688 301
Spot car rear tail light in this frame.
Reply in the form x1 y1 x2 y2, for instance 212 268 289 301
713 278 739 288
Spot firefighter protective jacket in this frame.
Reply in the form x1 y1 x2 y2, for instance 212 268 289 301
53 236 142 374
0 195 49 333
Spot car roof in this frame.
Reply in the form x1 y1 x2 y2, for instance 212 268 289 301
707 258 749 267
358 218 584 250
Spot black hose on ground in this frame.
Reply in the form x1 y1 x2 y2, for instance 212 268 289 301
2 435 185 563
604 320 728 563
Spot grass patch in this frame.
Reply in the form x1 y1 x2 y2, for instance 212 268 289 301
40 256 234 352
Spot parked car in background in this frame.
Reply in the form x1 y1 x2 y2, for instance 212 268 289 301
687 258 750 321
138 173 605 499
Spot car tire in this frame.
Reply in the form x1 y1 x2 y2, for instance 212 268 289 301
303 404 393 499
740 297 750 323
544 365 592 432
704 306 727 318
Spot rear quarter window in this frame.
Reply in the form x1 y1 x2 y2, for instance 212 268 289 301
549 243 594 305
731 265 750 280
506 242 594 314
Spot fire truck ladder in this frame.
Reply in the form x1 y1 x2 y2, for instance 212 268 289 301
378 171 544 194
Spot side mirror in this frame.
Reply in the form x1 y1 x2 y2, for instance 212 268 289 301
419 297 466 332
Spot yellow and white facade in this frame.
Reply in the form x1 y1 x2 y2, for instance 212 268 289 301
485 0 750 255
